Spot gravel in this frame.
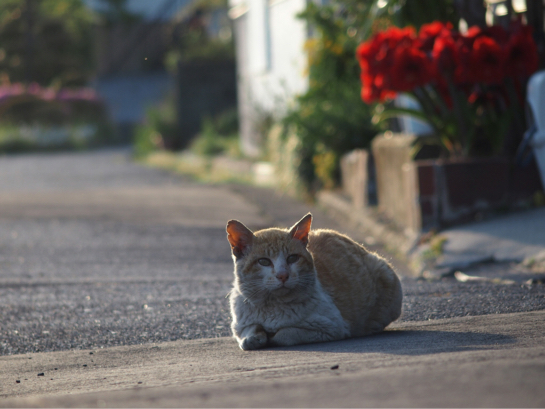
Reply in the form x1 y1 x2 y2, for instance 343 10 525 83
0 220 235 356
401 276 545 321
3 272 544 356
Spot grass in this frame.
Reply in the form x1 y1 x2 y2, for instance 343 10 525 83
135 108 254 185
0 123 111 154
142 151 255 185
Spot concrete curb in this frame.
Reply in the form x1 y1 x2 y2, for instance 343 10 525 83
317 190 545 279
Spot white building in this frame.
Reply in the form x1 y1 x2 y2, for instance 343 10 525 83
229 0 311 157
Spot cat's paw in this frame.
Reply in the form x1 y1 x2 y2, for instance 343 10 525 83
239 332 268 350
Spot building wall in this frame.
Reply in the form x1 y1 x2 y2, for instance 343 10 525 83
230 0 309 157
176 60 238 150
95 23 169 76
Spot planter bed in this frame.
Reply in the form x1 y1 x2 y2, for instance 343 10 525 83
362 133 545 234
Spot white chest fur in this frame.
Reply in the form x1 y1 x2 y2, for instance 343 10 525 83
230 279 350 347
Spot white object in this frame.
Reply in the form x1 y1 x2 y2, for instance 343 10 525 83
395 94 434 135
229 0 309 157
527 71 545 188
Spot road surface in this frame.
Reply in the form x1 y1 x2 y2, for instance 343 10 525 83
0 149 544 357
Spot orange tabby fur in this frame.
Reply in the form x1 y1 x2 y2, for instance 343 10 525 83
226 213 402 350
308 229 402 337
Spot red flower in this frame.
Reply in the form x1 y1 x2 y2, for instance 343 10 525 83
470 36 505 84
357 41 390 102
379 27 416 49
357 21 537 104
451 33 475 84
466 26 482 40
390 45 432 92
357 27 417 102
357 28 416 70
504 26 538 77
418 21 453 52
360 72 396 103
482 25 509 46
456 25 509 84
360 75 378 103
357 40 384 78
432 32 459 76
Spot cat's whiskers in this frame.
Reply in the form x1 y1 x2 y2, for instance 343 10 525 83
241 284 268 303
293 274 314 289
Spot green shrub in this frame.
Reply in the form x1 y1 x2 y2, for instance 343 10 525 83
283 1 379 193
190 114 240 158
133 122 162 158
134 105 240 159
133 97 181 157
0 0 96 87
283 0 459 194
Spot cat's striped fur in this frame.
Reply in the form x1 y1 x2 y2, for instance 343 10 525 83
226 213 402 350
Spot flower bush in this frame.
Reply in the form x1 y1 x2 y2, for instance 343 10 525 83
0 83 106 125
0 83 113 152
357 21 539 158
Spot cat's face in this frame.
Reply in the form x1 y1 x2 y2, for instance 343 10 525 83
226 214 316 301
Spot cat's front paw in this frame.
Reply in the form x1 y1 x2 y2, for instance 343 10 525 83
239 332 267 350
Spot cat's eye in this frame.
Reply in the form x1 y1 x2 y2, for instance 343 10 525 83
287 254 299 264
258 258 272 266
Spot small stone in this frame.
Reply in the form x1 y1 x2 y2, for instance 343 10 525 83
37 373 44 376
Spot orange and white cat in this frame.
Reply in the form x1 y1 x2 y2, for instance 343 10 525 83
226 213 402 350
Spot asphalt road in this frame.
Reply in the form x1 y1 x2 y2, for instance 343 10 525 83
1 149 544 356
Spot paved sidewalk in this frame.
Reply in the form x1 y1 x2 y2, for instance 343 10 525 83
318 191 545 281
1 310 544 407
434 207 545 269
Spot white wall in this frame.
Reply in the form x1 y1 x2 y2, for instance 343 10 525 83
230 0 309 156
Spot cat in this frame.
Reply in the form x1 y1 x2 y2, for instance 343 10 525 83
226 213 402 350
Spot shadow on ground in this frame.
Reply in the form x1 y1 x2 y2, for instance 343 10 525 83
269 328 515 355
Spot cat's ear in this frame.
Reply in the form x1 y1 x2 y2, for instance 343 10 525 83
289 213 312 246
226 220 255 259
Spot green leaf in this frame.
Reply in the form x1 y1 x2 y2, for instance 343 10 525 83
373 107 432 124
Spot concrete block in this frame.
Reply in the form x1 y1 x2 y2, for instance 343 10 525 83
372 132 421 234
340 149 369 209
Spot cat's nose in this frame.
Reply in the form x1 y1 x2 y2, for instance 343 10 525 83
276 271 289 284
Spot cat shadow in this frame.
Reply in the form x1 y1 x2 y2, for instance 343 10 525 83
269 328 515 356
